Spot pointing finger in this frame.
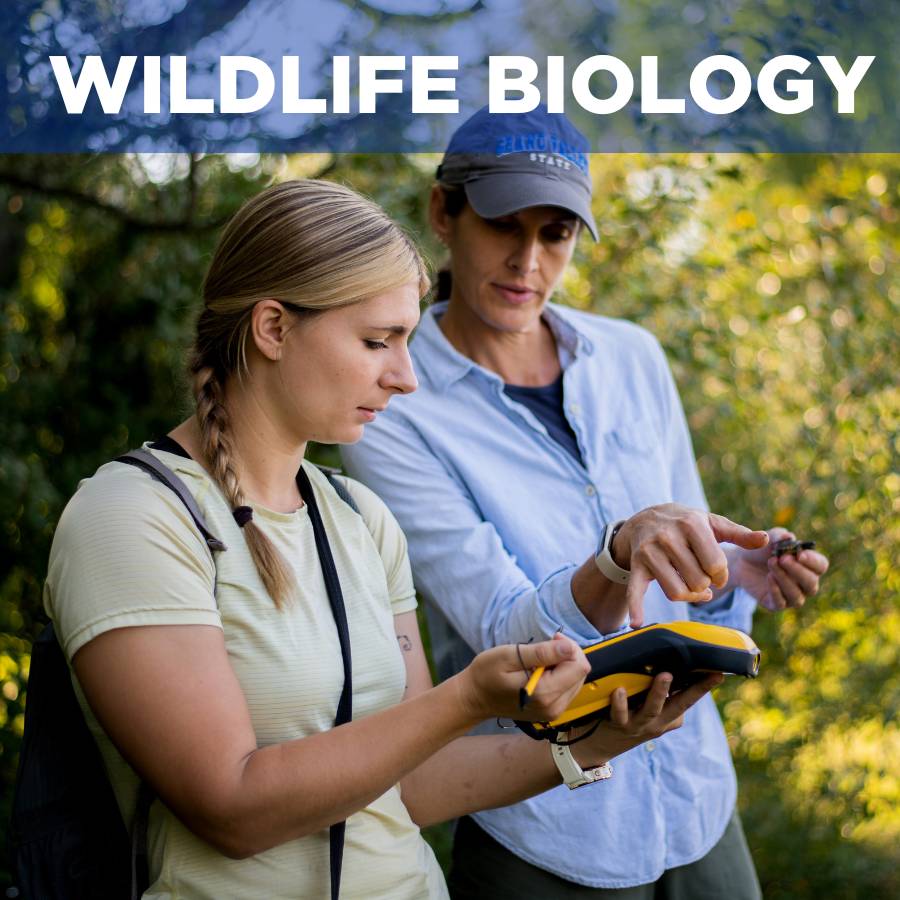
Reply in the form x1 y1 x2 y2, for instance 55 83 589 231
709 514 769 552
625 563 652 628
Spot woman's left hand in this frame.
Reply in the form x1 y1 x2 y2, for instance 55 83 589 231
460 633 591 723
573 671 724 767
735 527 829 611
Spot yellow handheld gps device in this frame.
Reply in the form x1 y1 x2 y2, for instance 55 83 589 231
515 621 760 742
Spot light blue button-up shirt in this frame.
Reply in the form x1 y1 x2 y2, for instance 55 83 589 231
341 301 757 888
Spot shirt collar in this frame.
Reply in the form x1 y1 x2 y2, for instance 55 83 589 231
543 302 595 365
414 300 596 393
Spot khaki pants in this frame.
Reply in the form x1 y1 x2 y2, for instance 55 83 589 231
448 810 763 900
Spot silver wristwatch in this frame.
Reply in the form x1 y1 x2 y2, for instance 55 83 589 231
594 519 630 585
551 742 613 789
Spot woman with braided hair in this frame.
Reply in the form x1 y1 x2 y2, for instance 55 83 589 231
43 179 717 899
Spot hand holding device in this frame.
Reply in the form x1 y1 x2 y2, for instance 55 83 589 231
603 504 769 627
515 621 759 742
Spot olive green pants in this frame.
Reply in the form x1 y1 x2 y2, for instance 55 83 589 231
448 811 763 900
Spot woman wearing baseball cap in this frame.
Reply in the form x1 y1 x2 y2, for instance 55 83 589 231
342 107 828 898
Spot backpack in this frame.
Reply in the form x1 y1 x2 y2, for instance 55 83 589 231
9 448 358 899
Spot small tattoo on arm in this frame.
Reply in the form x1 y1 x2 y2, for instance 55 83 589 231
397 634 413 652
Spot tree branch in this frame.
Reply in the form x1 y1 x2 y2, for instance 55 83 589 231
0 170 227 232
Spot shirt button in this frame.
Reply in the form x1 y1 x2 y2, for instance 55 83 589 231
645 741 656 752
585 485 596 497
569 403 581 415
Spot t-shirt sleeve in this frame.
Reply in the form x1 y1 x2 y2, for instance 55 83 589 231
335 475 418 616
44 464 221 662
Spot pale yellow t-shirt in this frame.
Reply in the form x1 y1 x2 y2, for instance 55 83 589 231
43 445 448 900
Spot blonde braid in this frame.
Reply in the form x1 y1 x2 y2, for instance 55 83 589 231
192 360 295 608
189 179 429 610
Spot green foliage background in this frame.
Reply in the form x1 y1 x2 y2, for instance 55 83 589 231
0 152 897 897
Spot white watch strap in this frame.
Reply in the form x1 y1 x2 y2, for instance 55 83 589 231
551 742 613 789
595 519 630 585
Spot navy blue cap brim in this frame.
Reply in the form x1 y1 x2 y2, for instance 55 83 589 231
462 172 598 241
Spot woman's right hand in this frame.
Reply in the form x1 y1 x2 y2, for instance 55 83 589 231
456 634 591 723
613 504 769 627
572 671 724 766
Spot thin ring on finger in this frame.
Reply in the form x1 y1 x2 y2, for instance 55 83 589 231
515 642 528 675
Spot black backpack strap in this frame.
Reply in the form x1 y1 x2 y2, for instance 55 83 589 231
297 466 352 900
317 466 361 515
115 448 226 897
130 782 154 900
116 449 227 553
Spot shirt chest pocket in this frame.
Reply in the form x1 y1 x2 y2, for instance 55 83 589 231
604 420 671 512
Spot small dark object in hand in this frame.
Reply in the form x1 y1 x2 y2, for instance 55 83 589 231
773 538 816 557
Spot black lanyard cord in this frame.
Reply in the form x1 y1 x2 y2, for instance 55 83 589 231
297 466 353 900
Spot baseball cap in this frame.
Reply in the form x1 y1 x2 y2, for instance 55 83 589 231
436 105 598 240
